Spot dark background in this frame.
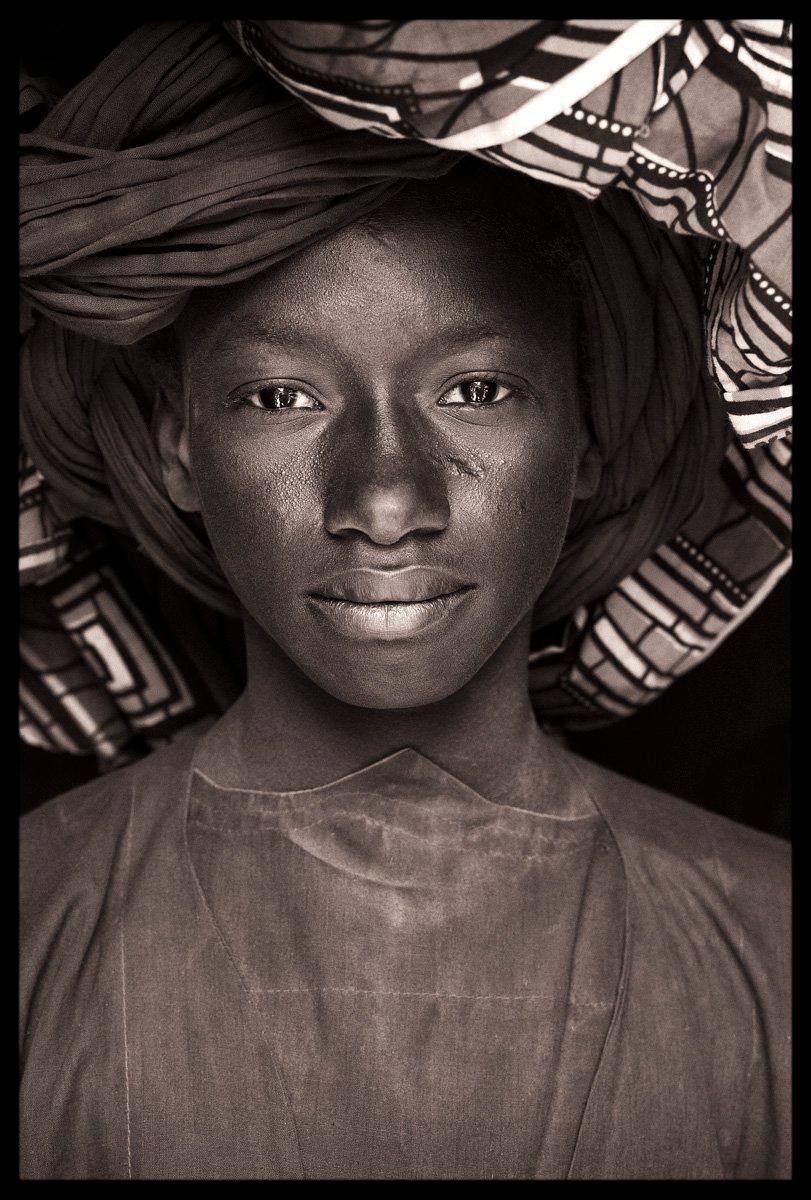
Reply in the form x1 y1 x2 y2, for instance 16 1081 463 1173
20 19 791 839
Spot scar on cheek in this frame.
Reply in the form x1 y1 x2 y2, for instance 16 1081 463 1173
446 455 485 479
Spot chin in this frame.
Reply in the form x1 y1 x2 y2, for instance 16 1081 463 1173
308 663 477 711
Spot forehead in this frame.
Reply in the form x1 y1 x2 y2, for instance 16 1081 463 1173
180 173 578 356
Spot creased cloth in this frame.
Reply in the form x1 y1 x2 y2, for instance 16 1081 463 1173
19 22 458 615
19 731 791 1177
227 19 792 449
19 20 791 763
20 27 456 345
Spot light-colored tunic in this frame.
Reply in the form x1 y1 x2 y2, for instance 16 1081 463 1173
20 731 790 1178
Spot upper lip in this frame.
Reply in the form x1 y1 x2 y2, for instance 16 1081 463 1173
308 566 474 604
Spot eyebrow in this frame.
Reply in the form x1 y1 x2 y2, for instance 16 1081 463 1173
205 319 521 360
205 322 324 358
424 322 520 353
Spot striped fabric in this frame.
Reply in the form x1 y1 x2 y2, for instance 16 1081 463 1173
19 450 72 585
20 509 211 762
19 19 792 761
227 18 792 448
527 435 791 728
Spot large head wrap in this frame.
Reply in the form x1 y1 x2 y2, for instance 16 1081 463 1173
20 21 727 632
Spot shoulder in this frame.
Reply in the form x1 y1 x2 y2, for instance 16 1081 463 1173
20 733 201 998
561 751 791 1174
561 749 790 976
559 750 791 1177
22 733 199 896
566 753 787 888
22 764 131 889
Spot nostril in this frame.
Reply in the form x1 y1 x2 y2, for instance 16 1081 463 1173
324 472 450 544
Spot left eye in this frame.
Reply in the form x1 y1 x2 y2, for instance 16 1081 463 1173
238 385 322 411
437 379 512 407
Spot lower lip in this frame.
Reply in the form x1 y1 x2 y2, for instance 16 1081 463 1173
306 588 475 642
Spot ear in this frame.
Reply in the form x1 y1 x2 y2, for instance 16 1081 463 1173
152 388 200 513
573 425 602 500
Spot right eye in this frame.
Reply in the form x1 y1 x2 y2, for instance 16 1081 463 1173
236 385 323 411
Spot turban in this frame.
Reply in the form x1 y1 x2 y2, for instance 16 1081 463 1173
20 21 728 630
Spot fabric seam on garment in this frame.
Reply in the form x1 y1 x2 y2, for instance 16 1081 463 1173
188 809 593 857
533 828 611 1172
553 753 632 1180
731 1001 761 1177
119 785 135 1180
246 984 615 1004
180 758 308 1179
569 756 734 1176
190 764 599 823
703 808 758 1176
188 772 595 830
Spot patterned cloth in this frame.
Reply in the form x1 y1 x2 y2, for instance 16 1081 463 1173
20 19 792 762
227 19 791 448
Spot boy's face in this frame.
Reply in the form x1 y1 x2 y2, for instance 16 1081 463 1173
165 183 595 708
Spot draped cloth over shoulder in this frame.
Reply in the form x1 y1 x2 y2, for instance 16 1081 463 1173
19 20 791 761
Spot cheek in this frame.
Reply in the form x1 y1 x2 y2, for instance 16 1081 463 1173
464 430 579 601
189 425 326 582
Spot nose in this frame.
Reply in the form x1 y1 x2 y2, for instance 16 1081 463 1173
323 407 450 545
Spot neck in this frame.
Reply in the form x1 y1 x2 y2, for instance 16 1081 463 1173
196 610 565 809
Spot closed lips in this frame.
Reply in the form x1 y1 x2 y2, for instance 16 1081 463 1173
309 567 474 604
305 569 477 642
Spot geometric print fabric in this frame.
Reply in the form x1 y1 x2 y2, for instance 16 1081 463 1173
20 19 793 760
